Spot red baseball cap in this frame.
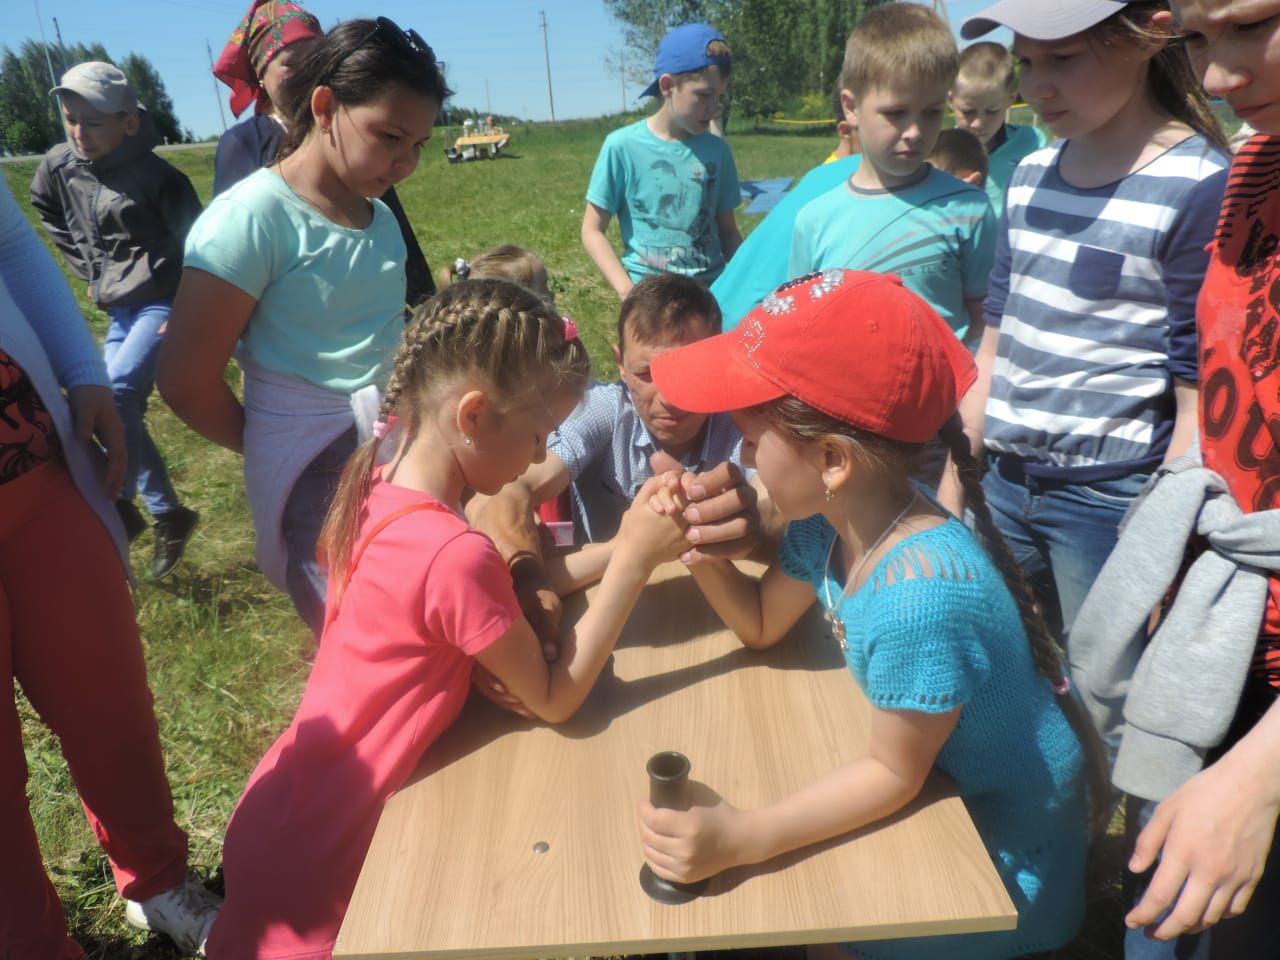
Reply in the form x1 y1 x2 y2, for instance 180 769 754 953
650 270 977 444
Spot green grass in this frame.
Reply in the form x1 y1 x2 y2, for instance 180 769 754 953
3 120 1123 959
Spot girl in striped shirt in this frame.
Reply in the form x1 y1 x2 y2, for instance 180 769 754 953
960 0 1230 647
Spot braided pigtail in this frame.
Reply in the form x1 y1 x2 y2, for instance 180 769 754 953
318 278 589 600
937 415 1111 834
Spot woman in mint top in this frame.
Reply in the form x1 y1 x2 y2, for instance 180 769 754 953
159 18 450 636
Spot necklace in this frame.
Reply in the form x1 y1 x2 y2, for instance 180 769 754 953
275 159 371 227
822 492 917 651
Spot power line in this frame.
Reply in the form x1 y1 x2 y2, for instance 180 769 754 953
205 38 228 132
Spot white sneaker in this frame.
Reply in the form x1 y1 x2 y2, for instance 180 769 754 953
124 872 222 955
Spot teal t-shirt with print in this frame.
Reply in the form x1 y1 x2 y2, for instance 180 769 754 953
985 122 1048 215
184 167 406 394
788 165 996 339
586 119 740 284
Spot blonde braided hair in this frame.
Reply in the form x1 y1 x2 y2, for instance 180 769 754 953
319 278 589 593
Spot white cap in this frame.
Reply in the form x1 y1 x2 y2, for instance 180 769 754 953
51 61 137 114
961 0 1129 41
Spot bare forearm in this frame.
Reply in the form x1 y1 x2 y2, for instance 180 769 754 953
1221 696 1280 805
689 559 768 647
545 541 613 595
159 377 245 453
742 758 925 867
581 229 634 299
1164 379 1199 463
539 546 652 720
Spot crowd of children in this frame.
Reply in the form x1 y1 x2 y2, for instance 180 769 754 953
5 0 1280 958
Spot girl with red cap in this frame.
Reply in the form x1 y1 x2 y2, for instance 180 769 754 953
641 270 1101 959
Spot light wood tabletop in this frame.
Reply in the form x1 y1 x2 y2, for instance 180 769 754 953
336 561 1016 959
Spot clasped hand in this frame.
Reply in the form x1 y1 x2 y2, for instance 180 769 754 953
647 451 761 564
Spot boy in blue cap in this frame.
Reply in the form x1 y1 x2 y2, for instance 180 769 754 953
582 23 742 298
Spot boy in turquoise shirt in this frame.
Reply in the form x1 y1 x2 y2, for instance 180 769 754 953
949 41 1048 213
582 23 742 298
789 3 996 342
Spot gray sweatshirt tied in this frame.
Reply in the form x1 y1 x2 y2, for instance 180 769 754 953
1070 451 1280 802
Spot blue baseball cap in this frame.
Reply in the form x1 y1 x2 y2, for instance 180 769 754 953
641 23 731 98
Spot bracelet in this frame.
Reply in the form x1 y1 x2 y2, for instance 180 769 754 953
508 551 548 583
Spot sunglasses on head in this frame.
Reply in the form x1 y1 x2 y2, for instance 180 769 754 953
339 16 442 73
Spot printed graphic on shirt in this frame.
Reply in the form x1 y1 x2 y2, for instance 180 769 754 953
0 348 59 484
1200 137 1280 513
633 158 720 275
1198 135 1280 683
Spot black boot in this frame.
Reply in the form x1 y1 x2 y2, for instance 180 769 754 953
151 507 198 580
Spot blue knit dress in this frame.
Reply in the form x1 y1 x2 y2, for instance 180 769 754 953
779 513 1088 959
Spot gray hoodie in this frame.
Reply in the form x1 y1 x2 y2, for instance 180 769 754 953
29 108 202 307
1070 448 1280 802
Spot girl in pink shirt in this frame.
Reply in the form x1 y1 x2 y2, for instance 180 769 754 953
205 279 691 959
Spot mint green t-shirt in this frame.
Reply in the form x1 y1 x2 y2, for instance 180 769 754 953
586 119 740 284
788 165 996 339
985 122 1048 215
183 167 406 393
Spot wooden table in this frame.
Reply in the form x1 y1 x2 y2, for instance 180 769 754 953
336 562 1016 959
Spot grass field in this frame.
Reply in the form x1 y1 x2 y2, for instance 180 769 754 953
3 119 1124 959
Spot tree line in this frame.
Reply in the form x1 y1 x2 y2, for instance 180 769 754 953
1 40 186 155
604 0 893 121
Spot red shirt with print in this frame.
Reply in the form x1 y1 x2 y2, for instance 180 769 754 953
1198 134 1280 685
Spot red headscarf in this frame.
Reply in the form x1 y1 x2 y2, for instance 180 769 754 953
213 0 322 118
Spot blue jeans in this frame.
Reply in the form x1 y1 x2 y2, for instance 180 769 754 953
104 302 180 516
282 427 358 637
982 457 1150 644
1124 677 1280 958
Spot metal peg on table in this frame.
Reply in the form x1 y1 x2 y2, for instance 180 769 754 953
639 751 710 904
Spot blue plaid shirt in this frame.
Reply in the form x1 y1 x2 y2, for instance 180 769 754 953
549 380 744 543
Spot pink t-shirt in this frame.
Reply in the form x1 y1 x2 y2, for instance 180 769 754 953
206 474 520 959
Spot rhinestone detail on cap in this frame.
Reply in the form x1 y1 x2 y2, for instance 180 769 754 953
761 292 795 316
808 269 845 300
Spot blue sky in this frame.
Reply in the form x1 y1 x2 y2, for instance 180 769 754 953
3 1 1002 140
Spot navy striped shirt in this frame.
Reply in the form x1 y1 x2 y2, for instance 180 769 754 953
984 135 1229 480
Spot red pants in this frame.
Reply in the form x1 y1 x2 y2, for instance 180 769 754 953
0 461 188 959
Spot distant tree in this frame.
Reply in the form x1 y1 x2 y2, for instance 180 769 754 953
119 53 184 144
0 43 61 153
0 39 187 153
602 0 892 121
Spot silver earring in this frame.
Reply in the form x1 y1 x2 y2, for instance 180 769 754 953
824 487 834 502
462 435 473 447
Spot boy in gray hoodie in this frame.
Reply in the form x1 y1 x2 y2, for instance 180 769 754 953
31 61 202 579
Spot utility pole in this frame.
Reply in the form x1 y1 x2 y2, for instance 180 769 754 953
206 39 228 132
933 0 951 26
620 48 626 114
539 10 556 123
485 78 492 115
33 0 58 90
51 15 67 76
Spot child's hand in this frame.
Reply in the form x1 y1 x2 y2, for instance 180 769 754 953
637 791 752 884
617 474 690 567
68 385 126 498
649 452 763 564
